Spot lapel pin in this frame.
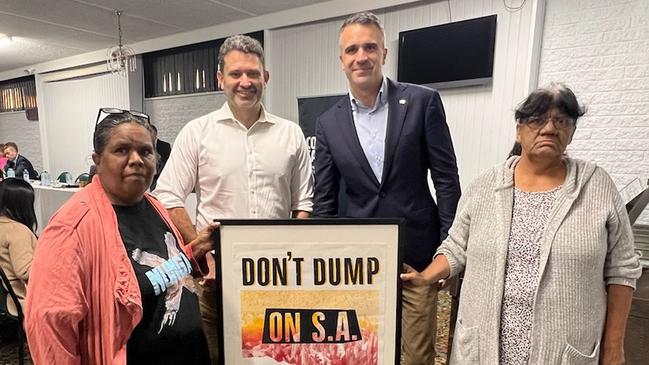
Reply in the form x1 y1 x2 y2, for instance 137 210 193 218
399 99 406 105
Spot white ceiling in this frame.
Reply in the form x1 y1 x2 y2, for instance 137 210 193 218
0 0 330 74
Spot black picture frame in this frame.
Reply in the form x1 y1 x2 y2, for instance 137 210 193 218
214 218 403 365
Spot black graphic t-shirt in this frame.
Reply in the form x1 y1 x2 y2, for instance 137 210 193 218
113 199 209 365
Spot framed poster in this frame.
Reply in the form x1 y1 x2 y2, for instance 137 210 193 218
215 219 402 365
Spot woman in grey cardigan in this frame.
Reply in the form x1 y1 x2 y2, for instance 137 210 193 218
402 84 641 365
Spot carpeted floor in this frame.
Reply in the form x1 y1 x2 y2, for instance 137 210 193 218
0 341 31 365
435 290 451 365
0 322 31 365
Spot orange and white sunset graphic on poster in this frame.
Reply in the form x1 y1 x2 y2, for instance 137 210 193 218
240 290 380 365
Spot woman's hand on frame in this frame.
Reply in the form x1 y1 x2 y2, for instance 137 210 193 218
400 263 435 286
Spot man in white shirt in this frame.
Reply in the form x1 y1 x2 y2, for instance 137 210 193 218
153 34 314 364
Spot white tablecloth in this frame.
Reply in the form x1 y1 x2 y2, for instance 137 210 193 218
33 184 80 234
33 184 197 234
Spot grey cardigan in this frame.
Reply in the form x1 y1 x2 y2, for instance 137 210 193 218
437 157 642 364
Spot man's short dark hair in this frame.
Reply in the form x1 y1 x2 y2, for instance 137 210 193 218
218 35 265 72
340 11 385 40
4 142 17 151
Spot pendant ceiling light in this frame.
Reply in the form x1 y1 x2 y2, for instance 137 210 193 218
107 10 135 75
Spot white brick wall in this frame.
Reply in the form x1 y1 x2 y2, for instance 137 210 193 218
0 111 43 172
144 92 226 145
539 0 649 190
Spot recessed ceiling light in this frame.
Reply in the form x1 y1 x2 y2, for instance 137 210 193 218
0 35 13 47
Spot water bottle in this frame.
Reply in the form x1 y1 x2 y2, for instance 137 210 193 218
23 169 30 182
41 171 51 186
6 168 15 178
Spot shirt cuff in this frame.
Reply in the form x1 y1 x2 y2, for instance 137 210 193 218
434 250 458 279
293 202 313 212
606 277 637 290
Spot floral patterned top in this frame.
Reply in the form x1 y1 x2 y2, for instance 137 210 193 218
499 186 561 364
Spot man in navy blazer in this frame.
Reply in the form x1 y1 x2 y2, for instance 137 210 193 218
3 142 38 180
313 12 461 364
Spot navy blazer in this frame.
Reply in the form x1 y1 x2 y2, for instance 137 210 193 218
5 154 38 180
313 79 461 271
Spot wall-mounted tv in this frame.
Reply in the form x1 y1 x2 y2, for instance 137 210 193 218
398 15 497 89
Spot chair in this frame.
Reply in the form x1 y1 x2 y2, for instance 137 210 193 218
57 172 73 184
0 266 26 365
75 173 90 187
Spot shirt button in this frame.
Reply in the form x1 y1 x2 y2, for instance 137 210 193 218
379 192 386 198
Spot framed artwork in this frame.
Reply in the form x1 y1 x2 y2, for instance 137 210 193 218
215 219 402 365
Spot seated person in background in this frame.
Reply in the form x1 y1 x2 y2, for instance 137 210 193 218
0 143 8 171
0 178 38 317
25 109 216 364
150 124 171 190
4 142 38 179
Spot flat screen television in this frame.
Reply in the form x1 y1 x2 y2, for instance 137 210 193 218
398 15 497 89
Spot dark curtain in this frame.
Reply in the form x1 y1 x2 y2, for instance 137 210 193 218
143 31 263 98
0 75 37 115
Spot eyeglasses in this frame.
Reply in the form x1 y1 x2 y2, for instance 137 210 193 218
520 115 575 130
95 108 150 129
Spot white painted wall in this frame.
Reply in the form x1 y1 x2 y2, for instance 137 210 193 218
129 56 145 113
39 72 130 178
144 92 226 144
0 111 43 171
266 0 544 186
538 0 649 190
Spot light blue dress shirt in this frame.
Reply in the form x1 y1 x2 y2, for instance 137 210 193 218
349 77 389 182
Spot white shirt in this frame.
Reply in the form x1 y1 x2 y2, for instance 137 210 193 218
153 102 314 230
349 77 389 182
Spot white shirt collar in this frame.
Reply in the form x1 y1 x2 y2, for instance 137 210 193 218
349 76 389 110
215 102 275 126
